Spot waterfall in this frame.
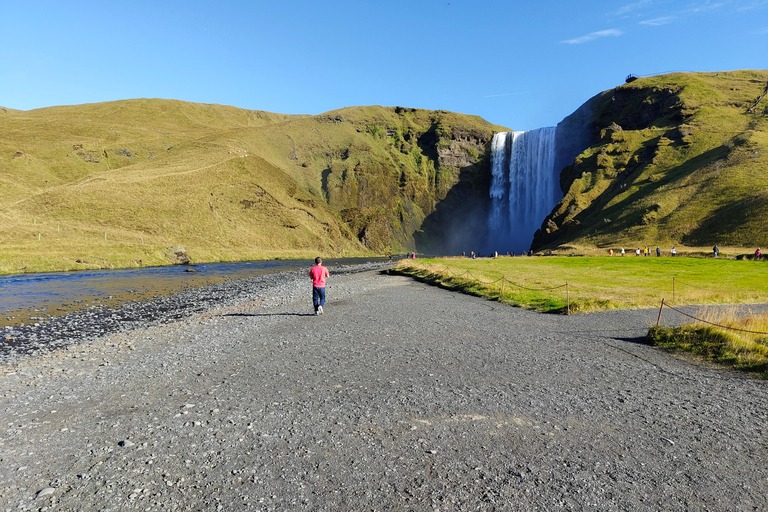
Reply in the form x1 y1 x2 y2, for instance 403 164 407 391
488 127 560 252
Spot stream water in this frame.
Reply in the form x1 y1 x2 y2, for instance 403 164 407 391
1 258 387 327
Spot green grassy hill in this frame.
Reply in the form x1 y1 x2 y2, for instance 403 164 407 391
0 100 506 273
5 70 765 274
534 69 768 252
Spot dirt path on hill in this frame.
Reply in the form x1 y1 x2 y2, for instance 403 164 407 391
1 267 766 511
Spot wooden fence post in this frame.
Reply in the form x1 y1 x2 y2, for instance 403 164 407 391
657 298 665 326
500 278 505 300
672 276 675 303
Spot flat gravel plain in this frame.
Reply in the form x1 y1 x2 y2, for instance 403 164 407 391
1 264 766 511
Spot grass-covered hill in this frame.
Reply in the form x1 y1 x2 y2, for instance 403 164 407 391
0 100 506 273
534 69 768 252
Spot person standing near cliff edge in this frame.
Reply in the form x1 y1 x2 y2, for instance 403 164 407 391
309 257 330 316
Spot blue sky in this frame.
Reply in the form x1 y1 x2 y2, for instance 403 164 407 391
2 0 766 131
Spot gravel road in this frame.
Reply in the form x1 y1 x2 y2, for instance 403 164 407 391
1 264 766 511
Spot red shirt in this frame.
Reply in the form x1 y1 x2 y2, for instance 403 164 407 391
309 265 329 287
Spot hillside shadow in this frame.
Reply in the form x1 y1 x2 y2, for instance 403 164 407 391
414 161 491 255
321 168 332 200
416 125 439 163
567 144 730 238
682 192 768 245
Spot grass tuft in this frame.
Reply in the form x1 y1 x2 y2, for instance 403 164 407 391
648 308 768 377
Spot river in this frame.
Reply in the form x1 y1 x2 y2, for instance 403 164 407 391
1 257 388 328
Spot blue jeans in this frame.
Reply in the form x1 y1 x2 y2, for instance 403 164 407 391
313 286 326 310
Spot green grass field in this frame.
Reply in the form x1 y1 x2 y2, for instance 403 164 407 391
396 255 768 313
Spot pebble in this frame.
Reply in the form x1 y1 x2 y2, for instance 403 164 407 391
36 487 55 498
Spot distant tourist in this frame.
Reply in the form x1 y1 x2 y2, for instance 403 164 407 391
636 248 641 256
620 247 625 256
671 247 677 257
713 245 719 258
309 257 330 316
656 247 661 257
609 249 614 256
411 252 416 259
756 247 762 259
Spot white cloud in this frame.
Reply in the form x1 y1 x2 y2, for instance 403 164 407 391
561 29 624 45
615 0 654 16
640 16 675 25
684 2 725 14
736 0 768 12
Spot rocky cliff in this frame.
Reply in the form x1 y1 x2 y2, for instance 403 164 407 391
311 107 502 254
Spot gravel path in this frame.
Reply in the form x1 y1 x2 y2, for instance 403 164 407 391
1 264 766 511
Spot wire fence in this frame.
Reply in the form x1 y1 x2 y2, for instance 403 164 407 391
413 264 567 289
656 299 768 336
674 278 759 293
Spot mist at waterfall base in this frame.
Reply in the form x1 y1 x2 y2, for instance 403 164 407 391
487 127 561 254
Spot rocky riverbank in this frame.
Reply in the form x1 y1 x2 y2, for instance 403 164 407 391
1 262 391 365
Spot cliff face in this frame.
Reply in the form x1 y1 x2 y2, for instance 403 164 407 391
532 70 768 251
302 107 503 254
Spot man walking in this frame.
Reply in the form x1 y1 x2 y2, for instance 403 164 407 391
309 257 330 315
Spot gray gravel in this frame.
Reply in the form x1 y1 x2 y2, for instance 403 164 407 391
1 264 766 511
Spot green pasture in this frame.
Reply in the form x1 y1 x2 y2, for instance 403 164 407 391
395 255 768 313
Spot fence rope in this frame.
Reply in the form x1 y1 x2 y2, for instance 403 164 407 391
662 302 768 335
416 263 567 292
675 278 760 293
502 278 567 291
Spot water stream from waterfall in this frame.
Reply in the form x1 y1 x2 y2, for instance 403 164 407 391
488 127 560 253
